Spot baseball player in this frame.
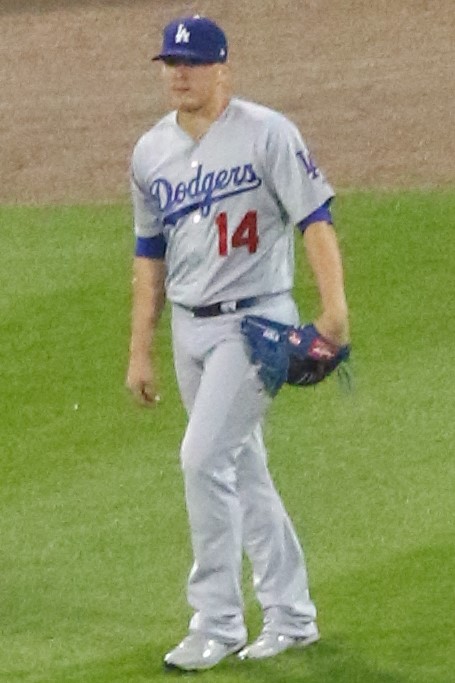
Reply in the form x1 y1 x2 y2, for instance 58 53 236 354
126 15 349 672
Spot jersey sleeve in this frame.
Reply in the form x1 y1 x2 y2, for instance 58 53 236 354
264 117 335 226
130 142 166 259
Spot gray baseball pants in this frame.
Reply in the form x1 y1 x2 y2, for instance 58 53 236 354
171 292 317 645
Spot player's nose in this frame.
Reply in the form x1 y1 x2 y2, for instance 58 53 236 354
173 63 191 77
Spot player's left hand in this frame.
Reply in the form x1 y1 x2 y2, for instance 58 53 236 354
241 315 351 396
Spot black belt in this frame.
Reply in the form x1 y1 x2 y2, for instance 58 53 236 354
190 297 259 318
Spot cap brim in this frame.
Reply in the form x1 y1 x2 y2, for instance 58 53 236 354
152 49 220 64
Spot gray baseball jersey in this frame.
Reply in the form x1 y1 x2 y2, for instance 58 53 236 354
131 97 334 307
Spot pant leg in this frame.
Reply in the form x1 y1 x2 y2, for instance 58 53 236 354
237 426 317 637
170 293 316 642
175 336 270 644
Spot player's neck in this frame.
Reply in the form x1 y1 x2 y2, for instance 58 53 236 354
177 94 230 142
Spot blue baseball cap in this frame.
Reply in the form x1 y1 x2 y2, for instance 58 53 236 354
152 15 228 64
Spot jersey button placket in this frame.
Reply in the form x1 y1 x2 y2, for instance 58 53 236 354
191 160 201 223
189 159 202 224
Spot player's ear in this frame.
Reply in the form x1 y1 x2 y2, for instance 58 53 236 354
218 63 232 91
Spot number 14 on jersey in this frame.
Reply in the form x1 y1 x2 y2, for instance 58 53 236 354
216 211 258 256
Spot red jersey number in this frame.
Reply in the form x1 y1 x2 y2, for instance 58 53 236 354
216 211 258 257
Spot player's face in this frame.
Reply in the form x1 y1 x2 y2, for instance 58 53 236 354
162 60 225 113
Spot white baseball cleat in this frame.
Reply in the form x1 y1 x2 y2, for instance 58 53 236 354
238 623 320 660
163 632 247 671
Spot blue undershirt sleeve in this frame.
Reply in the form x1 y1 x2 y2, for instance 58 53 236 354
135 235 166 259
297 199 334 233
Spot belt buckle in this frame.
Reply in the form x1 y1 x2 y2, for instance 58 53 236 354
220 300 237 314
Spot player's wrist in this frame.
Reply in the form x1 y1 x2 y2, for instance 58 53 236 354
314 311 349 346
128 344 153 363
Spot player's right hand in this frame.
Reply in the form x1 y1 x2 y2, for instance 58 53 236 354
126 356 159 407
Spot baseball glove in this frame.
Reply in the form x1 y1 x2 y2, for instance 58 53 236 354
241 315 351 396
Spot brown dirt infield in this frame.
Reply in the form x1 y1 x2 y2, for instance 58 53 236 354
1 0 453 204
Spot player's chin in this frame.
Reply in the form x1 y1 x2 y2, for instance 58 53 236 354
170 91 200 112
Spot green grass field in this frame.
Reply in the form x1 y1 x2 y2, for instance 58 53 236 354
1 191 454 683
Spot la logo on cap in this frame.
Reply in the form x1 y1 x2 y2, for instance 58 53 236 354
175 23 190 44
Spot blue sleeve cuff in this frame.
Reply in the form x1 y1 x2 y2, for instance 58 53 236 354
297 199 334 233
135 235 166 259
